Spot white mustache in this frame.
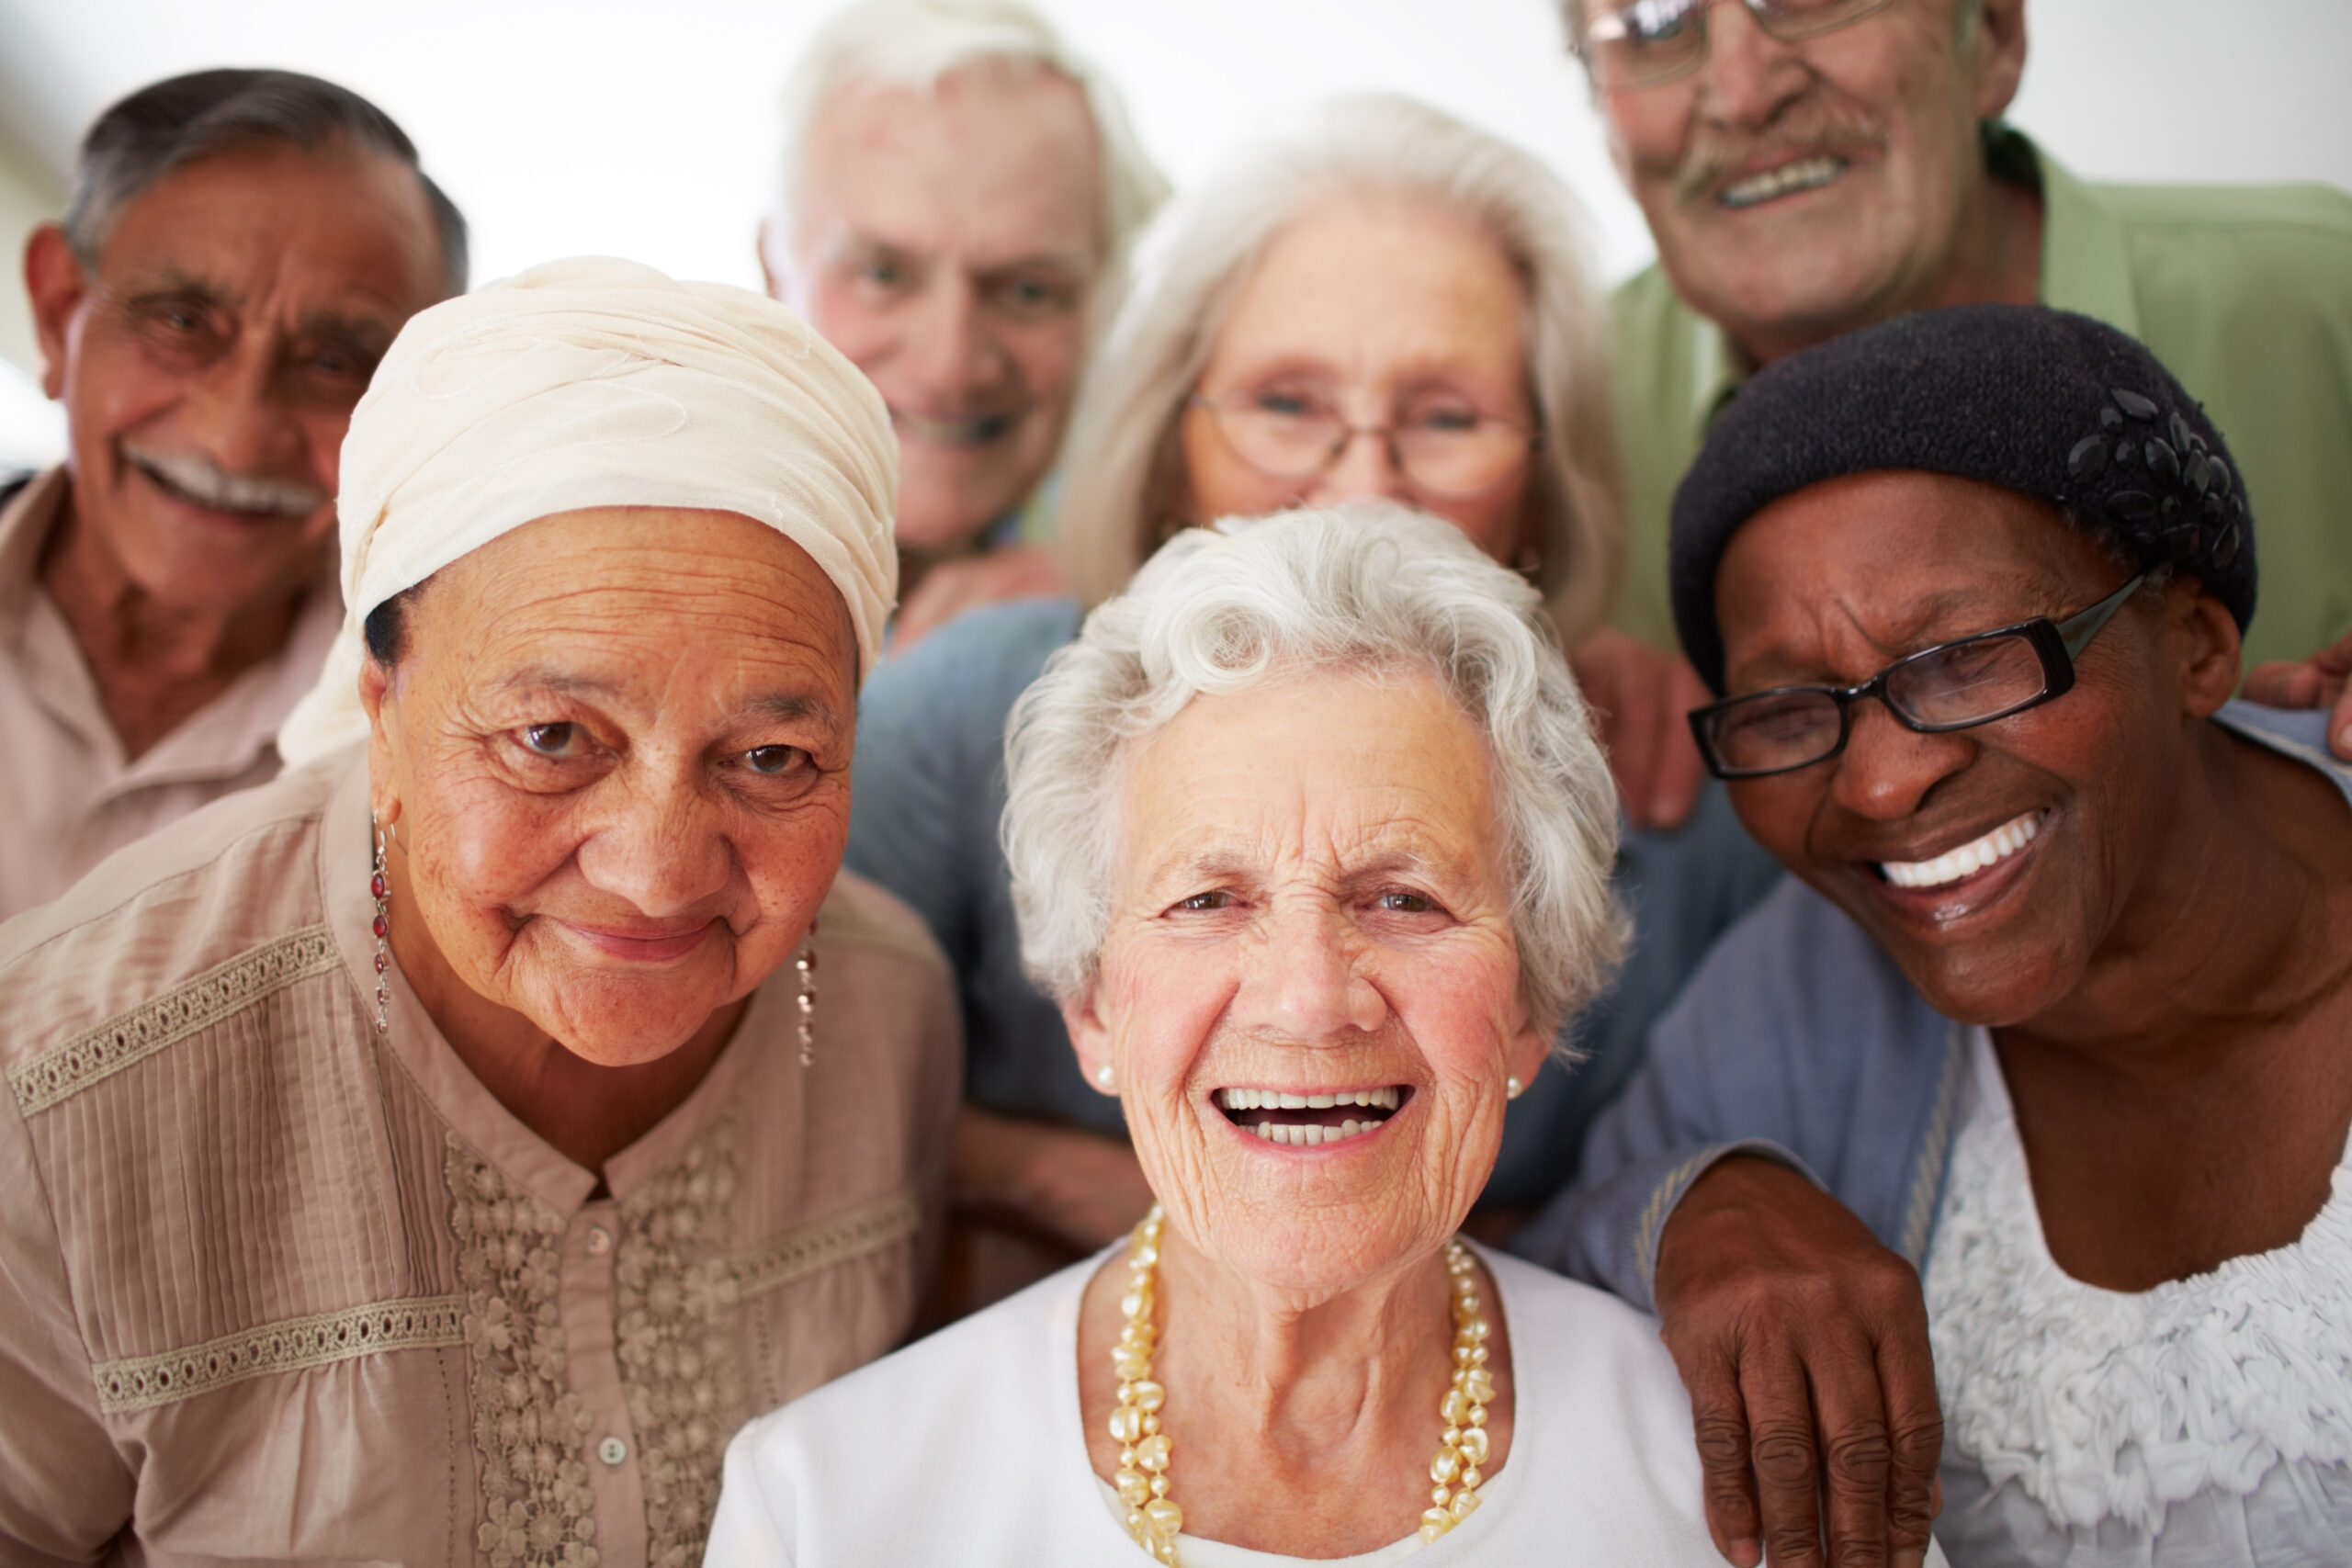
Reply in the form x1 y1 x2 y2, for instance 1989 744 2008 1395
124 446 328 518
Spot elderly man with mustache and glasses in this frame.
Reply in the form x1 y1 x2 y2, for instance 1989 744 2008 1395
1550 0 2352 834
1 68 460 921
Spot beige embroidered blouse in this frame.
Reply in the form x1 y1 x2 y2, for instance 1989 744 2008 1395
0 750 961 1567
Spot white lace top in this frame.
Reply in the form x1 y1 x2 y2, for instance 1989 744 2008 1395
1927 1027 2352 1565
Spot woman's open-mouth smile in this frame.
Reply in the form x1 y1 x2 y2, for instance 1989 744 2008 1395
1861 807 2050 925
1213 1085 1411 1148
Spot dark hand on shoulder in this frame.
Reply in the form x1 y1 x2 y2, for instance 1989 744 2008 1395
1653 1156 1941 1568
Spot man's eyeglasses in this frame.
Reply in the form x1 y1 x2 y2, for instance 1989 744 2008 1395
1689 571 2150 780
1574 0 1900 91
1189 391 1537 501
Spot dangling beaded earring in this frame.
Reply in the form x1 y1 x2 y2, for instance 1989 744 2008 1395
369 819 392 1034
796 922 818 1067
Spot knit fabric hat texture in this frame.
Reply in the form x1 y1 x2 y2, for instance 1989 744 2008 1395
1668 302 2256 694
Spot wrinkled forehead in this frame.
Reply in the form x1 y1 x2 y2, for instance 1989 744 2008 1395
1716 471 2111 655
408 506 856 699
99 140 440 295
804 62 1102 228
1116 665 1503 878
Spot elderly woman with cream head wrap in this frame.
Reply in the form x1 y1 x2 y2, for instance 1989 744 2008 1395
0 258 959 1565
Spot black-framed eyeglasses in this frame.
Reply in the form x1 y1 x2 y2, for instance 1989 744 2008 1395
1188 391 1538 501
1573 0 1900 92
1689 571 2150 780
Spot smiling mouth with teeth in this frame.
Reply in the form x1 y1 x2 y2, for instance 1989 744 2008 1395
1719 154 1849 209
1215 1086 1407 1148
1877 809 2045 891
893 409 1017 447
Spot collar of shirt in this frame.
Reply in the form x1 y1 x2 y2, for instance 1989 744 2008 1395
0 465 345 801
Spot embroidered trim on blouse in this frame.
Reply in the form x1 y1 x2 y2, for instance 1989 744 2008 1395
446 1134 601 1568
616 1119 746 1568
1928 1047 2352 1535
9 924 341 1116
91 1294 465 1413
720 1184 920 1305
1896 1021 1968 1267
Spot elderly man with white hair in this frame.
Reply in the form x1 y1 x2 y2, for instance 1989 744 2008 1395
1564 0 2352 782
1 68 460 921
761 0 1169 648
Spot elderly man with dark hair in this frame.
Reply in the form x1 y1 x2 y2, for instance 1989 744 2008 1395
2 68 460 919
1562 0 2352 814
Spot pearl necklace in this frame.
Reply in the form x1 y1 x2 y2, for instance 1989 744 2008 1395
1108 1205 1498 1564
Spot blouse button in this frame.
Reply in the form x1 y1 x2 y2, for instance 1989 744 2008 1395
597 1435 628 1467
585 1224 612 1257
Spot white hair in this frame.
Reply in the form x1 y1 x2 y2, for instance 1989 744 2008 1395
770 0 1169 279
1052 93 1624 643
1004 503 1627 1038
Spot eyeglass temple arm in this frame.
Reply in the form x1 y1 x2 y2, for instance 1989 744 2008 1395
2055 570 2151 656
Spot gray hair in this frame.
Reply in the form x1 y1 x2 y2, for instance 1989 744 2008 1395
1052 94 1624 644
1004 502 1627 1036
772 0 1169 279
64 68 467 297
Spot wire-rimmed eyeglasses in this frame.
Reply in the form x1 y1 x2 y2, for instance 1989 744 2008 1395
1188 391 1538 501
1689 570 2151 780
1573 0 1901 91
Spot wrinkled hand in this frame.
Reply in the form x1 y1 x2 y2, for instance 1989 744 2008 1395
1653 1157 1942 1568
893 544 1068 653
1568 626 1712 831
949 1103 1155 1251
2243 626 2352 761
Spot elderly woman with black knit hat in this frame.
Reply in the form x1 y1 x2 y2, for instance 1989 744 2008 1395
0 258 958 1564
1521 303 2352 1567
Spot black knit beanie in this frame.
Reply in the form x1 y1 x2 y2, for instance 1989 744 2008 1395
1668 303 2256 694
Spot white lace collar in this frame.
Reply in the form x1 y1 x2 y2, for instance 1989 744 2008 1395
1927 1027 2352 1534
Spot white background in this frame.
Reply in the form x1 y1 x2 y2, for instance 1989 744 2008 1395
3 0 2348 468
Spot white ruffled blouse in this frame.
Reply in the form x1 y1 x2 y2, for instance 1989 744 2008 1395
1927 1028 2352 1565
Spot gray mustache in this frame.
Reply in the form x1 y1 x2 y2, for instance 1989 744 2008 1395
125 446 329 518
1671 101 1891 208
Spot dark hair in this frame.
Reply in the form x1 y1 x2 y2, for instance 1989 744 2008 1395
364 589 413 667
64 68 467 296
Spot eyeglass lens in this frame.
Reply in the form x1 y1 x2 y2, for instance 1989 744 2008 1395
1702 630 2052 774
1204 392 1530 499
1582 0 1895 89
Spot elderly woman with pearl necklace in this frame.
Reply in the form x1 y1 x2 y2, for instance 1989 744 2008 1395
704 505 1767 1565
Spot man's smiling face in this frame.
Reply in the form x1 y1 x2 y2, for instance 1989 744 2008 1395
782 62 1102 555
32 139 447 616
1597 0 2025 362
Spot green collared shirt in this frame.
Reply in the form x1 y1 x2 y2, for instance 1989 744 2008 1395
1608 129 2352 671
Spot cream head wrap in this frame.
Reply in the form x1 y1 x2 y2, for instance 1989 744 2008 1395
277 255 898 768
